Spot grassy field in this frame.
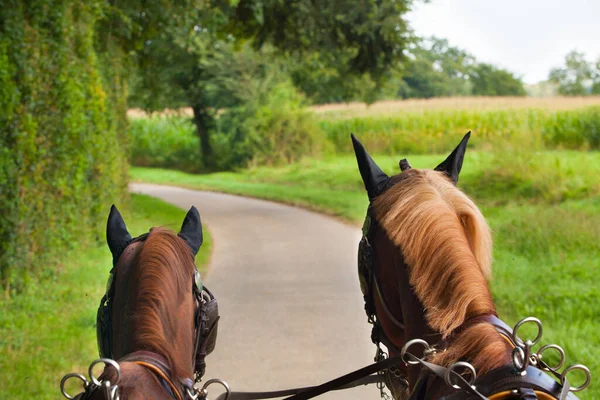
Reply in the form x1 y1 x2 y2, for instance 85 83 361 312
131 148 599 398
0 194 212 399
127 99 600 175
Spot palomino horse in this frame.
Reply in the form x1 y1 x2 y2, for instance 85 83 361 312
352 133 589 399
62 205 219 399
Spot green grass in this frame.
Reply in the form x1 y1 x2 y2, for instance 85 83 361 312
131 151 599 398
0 194 212 399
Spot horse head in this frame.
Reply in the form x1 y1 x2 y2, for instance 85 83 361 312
83 205 218 399
353 132 513 398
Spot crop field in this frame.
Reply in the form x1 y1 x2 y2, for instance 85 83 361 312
129 97 600 398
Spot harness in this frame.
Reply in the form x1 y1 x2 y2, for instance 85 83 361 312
357 206 591 400
61 222 221 400
95 232 220 384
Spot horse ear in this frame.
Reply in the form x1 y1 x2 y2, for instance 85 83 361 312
434 131 471 184
107 205 132 264
351 134 389 200
178 206 203 256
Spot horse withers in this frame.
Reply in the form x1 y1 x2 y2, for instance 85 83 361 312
61 205 220 400
352 132 590 399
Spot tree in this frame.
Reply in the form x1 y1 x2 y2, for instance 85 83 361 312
129 1 415 166
397 37 474 98
396 37 525 98
549 51 593 96
592 57 600 95
469 63 526 96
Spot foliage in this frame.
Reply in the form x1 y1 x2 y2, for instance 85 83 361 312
320 106 600 154
397 37 473 99
0 1 129 289
213 81 328 169
129 0 415 165
549 51 596 96
469 63 527 96
396 37 526 99
0 194 212 398
129 116 202 172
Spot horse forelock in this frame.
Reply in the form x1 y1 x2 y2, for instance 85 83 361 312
372 169 510 372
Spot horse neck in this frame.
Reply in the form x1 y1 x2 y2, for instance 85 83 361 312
375 227 509 388
112 258 195 379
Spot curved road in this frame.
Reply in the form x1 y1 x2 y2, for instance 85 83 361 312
131 183 377 399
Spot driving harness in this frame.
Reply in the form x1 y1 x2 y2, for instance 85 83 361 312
96 230 220 384
357 205 587 400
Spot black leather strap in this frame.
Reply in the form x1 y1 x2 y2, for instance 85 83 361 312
214 375 383 400
282 357 404 400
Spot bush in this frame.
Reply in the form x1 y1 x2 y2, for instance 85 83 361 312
129 116 202 172
213 81 329 169
0 1 128 290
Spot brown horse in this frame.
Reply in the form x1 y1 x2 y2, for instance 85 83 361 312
62 205 218 399
352 133 587 399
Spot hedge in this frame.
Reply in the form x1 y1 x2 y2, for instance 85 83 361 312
0 1 128 290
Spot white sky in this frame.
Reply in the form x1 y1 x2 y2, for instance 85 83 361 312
407 0 600 84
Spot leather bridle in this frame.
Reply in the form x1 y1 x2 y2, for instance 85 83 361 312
358 207 589 400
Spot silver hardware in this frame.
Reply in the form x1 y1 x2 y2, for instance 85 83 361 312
537 344 566 371
561 364 591 392
195 270 203 292
512 343 530 373
60 358 121 400
401 339 431 365
444 361 477 390
512 317 543 347
198 378 231 400
89 358 121 386
60 373 89 399
509 317 591 394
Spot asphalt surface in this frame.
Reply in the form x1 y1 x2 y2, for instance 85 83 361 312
131 183 378 399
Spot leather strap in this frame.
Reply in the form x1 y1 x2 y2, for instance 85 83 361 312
134 361 183 400
214 375 383 400
281 356 405 400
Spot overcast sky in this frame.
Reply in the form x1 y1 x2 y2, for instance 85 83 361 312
407 0 600 84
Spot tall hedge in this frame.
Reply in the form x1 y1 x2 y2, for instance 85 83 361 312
0 1 128 290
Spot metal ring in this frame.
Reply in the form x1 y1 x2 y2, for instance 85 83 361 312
513 317 543 346
201 378 231 400
512 346 527 371
444 361 477 389
561 364 591 392
537 344 566 371
60 373 88 399
89 358 121 386
400 339 431 365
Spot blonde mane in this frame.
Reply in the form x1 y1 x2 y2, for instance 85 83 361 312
373 169 510 372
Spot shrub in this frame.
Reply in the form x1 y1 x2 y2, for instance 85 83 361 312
213 81 329 169
129 116 202 172
0 1 128 290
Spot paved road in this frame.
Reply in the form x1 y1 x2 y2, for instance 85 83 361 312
131 183 377 399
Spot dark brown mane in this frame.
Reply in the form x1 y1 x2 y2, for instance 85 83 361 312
373 169 511 373
126 228 196 378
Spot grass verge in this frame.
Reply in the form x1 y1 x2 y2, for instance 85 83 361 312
0 194 212 399
131 152 599 398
